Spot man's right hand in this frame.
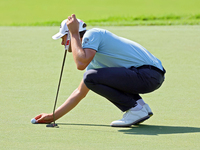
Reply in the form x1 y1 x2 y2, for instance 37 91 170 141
34 113 54 124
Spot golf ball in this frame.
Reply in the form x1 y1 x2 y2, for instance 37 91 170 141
31 118 37 124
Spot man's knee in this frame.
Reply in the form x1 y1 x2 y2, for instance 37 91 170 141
83 69 98 85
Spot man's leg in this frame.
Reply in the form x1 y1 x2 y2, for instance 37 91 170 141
83 67 165 127
84 66 164 95
83 67 142 112
84 67 165 110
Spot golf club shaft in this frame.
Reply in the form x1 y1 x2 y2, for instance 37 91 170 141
52 49 67 125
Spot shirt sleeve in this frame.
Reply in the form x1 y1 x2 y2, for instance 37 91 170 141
82 29 101 51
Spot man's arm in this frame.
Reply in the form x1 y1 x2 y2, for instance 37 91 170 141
54 79 89 120
67 14 96 70
35 79 89 123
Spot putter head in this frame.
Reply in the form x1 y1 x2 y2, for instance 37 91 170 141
46 123 59 128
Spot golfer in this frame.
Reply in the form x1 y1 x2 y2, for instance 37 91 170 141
34 14 166 127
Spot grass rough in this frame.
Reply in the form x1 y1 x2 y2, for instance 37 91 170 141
1 0 200 26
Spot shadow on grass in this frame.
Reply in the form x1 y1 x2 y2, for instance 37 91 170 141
58 123 110 127
119 124 200 135
58 123 200 135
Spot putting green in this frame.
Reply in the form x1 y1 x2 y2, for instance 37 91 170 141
0 26 200 150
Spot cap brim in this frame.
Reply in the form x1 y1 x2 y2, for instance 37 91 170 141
52 32 65 40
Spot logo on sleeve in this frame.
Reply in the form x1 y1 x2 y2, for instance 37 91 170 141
83 38 90 45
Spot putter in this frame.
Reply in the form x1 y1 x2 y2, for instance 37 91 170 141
46 33 71 128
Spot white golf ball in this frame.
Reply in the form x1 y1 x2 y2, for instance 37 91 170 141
31 118 36 124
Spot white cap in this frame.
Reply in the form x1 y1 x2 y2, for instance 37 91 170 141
52 19 87 40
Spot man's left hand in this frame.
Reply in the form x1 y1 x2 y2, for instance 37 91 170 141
67 14 79 35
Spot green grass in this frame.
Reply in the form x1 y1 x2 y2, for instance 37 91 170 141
9 15 200 26
1 0 200 26
0 26 200 149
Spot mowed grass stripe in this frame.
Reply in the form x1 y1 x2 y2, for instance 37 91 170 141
0 0 200 26
7 14 200 26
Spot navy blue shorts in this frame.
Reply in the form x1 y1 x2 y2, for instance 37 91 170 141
83 65 165 111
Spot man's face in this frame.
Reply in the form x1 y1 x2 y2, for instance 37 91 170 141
61 35 72 52
61 34 67 46
61 34 83 53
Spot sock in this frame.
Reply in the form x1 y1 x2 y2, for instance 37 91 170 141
130 103 142 111
137 99 145 106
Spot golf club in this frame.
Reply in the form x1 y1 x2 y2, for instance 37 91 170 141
46 33 71 128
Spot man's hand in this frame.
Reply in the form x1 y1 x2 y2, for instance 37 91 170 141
67 14 79 35
34 113 54 124
32 80 90 125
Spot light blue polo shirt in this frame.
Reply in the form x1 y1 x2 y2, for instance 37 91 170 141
82 28 163 71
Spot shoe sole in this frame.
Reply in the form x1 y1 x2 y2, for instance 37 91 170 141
111 115 150 127
134 112 153 125
148 112 153 117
